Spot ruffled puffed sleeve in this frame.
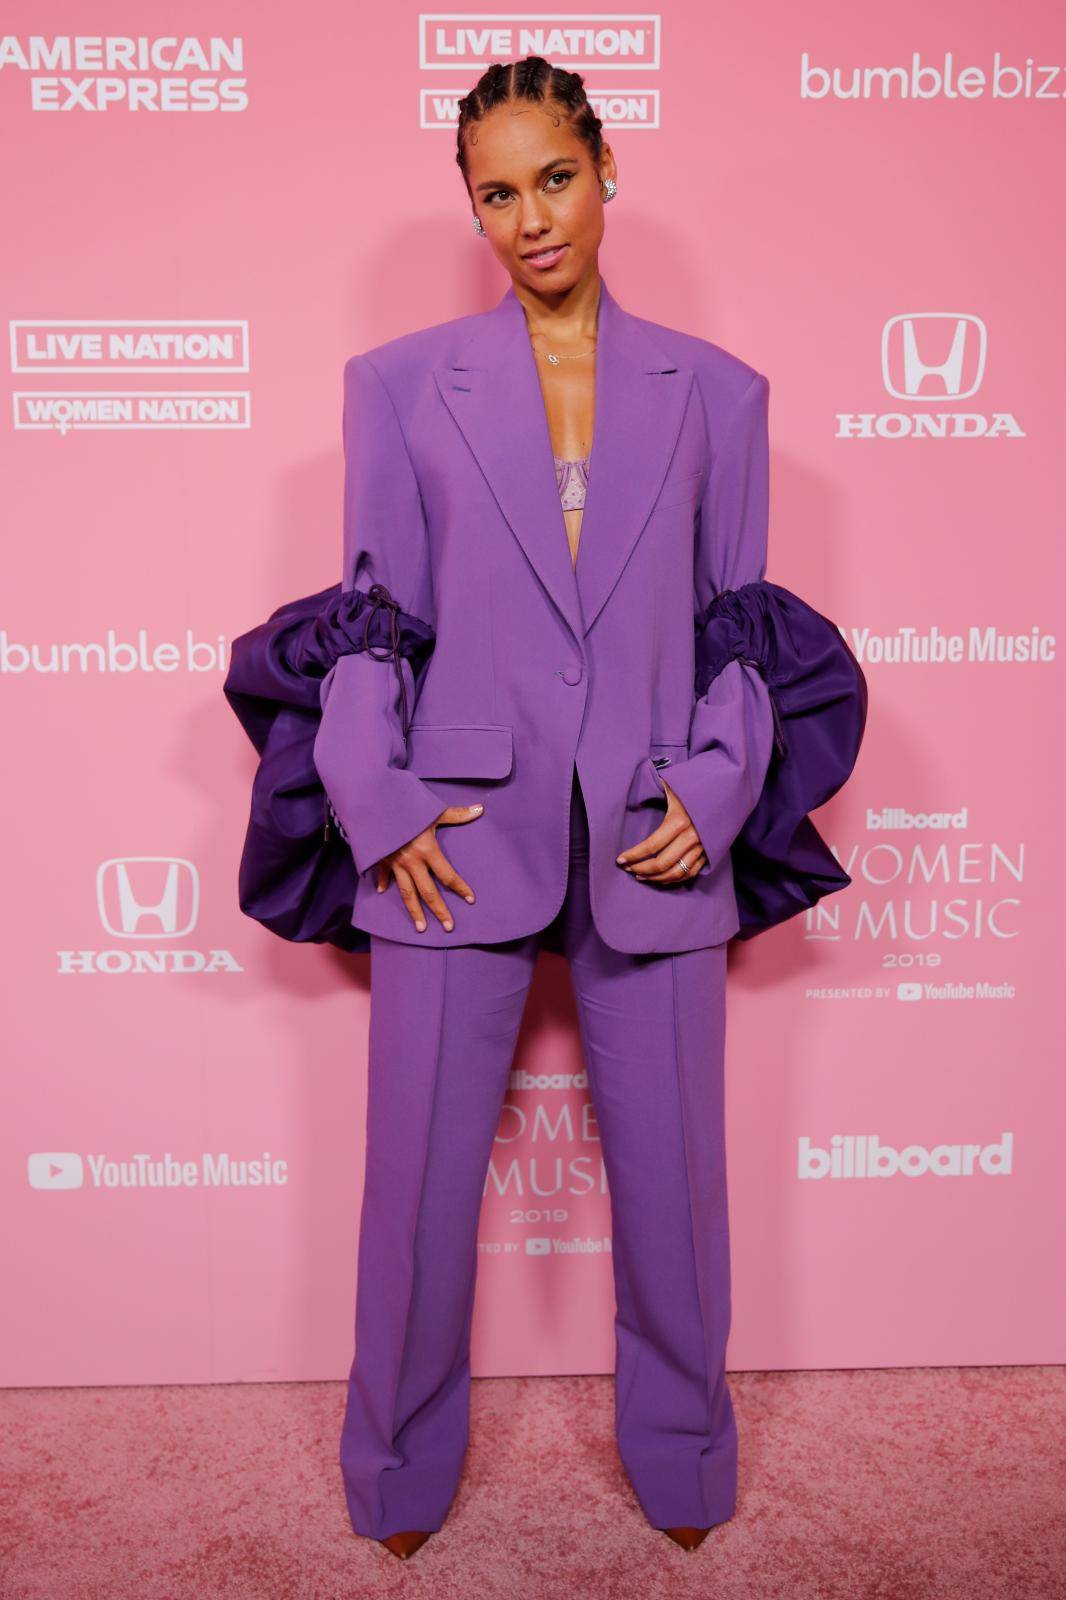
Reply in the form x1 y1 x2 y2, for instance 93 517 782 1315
653 368 777 873
311 352 446 874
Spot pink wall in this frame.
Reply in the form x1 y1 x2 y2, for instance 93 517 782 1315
2 0 1063 1385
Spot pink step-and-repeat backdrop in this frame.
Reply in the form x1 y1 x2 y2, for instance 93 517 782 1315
3 2 1063 1386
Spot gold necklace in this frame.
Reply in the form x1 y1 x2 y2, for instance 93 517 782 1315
531 340 597 367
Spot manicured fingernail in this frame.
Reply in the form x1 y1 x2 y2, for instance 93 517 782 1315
415 920 426 932
465 894 475 904
616 854 627 864
443 919 454 931
470 804 483 813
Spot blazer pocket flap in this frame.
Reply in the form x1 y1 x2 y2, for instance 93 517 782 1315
626 746 682 808
404 723 514 779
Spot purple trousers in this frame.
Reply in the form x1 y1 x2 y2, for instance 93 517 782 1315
340 767 736 1536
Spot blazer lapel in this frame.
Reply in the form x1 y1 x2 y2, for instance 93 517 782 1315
576 281 696 634
433 276 694 643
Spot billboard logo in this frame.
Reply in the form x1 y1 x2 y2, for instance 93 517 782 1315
509 1067 590 1091
866 806 969 830
798 1132 1013 1178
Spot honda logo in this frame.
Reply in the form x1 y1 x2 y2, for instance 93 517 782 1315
881 313 987 400
96 857 199 939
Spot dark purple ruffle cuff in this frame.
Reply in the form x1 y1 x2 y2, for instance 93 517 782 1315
693 580 868 939
223 581 435 951
224 580 435 754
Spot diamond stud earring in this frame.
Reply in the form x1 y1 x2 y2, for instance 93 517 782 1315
601 177 617 202
472 213 485 235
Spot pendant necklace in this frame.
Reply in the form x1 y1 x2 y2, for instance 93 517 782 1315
533 342 597 366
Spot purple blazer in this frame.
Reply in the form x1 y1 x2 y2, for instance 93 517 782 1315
311 276 776 954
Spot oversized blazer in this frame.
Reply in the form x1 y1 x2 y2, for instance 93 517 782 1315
312 275 777 955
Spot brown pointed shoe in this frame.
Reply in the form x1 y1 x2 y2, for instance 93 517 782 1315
659 1525 712 1551
378 1530 434 1560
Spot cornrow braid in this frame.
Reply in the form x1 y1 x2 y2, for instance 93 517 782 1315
455 55 605 187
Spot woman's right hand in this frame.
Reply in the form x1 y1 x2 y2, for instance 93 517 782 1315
373 803 484 933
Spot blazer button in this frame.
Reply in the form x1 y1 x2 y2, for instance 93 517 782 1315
561 665 583 685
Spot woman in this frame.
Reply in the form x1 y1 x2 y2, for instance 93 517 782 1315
313 55 777 1559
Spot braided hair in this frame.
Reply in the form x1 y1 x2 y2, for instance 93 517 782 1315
455 55 604 191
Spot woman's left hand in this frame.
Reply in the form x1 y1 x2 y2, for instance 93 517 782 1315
615 777 708 885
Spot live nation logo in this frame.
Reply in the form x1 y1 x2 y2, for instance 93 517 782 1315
835 314 1025 440
57 857 241 974
419 12 661 130
10 319 250 432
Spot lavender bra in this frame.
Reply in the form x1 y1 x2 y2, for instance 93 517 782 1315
553 452 591 511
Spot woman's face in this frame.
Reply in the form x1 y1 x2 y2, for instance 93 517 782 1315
464 100 616 294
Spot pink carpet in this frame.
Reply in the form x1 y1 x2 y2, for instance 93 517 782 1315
3 1367 1063 1598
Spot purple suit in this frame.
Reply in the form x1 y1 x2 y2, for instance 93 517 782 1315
319 276 775 1541
312 277 775 951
